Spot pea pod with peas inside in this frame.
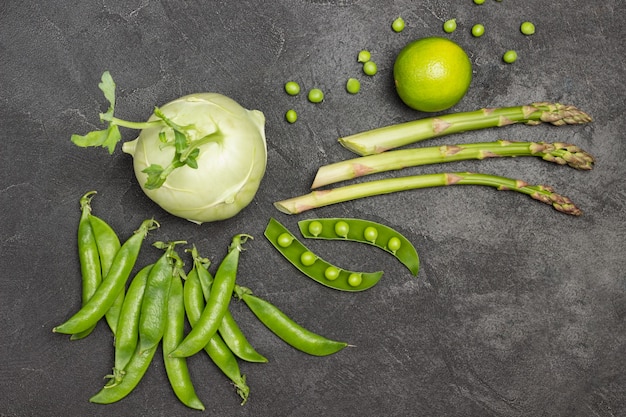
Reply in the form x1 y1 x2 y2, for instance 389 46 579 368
264 217 383 291
298 218 419 276
53 218 159 335
234 285 348 356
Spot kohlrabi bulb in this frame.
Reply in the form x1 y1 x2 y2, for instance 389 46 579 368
122 93 267 224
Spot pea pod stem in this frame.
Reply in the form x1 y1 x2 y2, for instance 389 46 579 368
274 172 582 216
338 102 593 156
53 218 159 335
170 234 252 358
312 140 594 188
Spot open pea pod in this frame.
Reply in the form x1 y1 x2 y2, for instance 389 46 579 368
298 218 419 276
265 218 383 292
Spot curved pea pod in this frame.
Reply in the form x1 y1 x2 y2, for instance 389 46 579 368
264 218 383 292
298 218 419 276
234 285 348 356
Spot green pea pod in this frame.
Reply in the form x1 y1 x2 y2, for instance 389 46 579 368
170 234 251 358
191 248 267 364
298 218 419 276
70 191 102 340
234 285 348 357
138 241 185 354
89 214 124 335
184 270 249 404
107 264 153 386
264 218 383 291
89 343 158 404
163 272 205 410
53 218 159 335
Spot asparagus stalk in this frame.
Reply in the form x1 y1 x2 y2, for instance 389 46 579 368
312 141 594 188
338 102 593 156
275 172 582 216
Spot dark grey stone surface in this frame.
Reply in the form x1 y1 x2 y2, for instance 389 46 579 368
1 1 624 416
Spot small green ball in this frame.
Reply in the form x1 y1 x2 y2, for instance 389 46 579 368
363 226 378 243
443 19 457 33
307 88 324 103
520 21 535 35
307 221 323 237
473 0 485 4
471 24 485 37
300 251 317 266
363 60 377 76
392 17 405 33
357 50 371 63
277 232 294 247
346 78 361 94
387 236 402 253
324 266 340 281
503 50 518 64
284 81 300 96
347 273 363 287
334 221 350 238
285 109 297 124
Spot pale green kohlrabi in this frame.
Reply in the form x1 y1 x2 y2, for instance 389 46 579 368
70 71 267 224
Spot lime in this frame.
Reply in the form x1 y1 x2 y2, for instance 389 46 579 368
393 37 472 112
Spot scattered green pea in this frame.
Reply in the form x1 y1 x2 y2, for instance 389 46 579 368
347 273 363 287
520 21 535 35
392 17 405 33
285 109 297 124
503 50 518 63
334 221 350 238
363 60 377 76
443 19 457 33
284 81 300 96
471 24 485 37
324 266 340 281
277 232 294 248
363 226 378 243
307 88 324 103
346 78 361 95
473 0 485 4
387 236 402 253
300 251 317 266
357 49 371 63
307 220 323 237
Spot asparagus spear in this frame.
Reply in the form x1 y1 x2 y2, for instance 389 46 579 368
275 172 582 216
312 141 594 188
339 102 593 156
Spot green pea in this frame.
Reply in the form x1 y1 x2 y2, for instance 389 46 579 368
346 78 361 95
307 220 323 237
363 226 378 243
277 232 294 247
284 81 300 96
357 49 371 63
300 251 317 266
520 21 535 35
324 266 340 281
387 236 402 253
443 19 457 33
391 17 405 33
308 88 324 103
347 273 363 287
285 109 297 124
334 221 350 238
503 50 518 63
473 0 485 4
471 24 485 37
363 60 377 76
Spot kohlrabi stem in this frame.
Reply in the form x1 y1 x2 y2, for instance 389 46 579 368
106 116 164 130
275 172 582 216
312 141 594 188
338 102 593 156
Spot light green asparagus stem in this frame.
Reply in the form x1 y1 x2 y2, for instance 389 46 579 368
275 172 582 216
338 102 593 156
312 140 594 188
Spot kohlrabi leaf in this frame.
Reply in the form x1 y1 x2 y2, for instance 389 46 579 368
71 124 121 154
98 71 116 117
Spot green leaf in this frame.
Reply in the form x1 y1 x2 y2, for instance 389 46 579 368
70 125 121 154
103 125 122 154
174 130 187 154
185 156 198 169
98 71 116 112
142 164 166 190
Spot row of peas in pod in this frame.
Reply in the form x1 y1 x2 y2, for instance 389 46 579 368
53 191 348 410
265 217 419 292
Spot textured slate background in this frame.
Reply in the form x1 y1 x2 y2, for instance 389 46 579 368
1 1 625 416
